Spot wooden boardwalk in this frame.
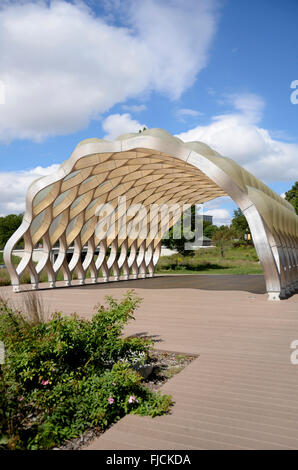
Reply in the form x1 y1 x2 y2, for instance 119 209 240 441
3 274 298 449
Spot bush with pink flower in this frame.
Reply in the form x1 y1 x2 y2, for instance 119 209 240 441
0 291 172 450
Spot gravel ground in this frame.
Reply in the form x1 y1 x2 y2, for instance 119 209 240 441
56 349 197 450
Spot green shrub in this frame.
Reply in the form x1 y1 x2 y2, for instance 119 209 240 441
0 291 172 449
0 270 11 286
156 246 261 274
0 253 21 266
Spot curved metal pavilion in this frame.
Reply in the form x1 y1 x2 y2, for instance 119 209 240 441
4 128 298 300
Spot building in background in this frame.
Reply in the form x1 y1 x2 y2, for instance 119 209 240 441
203 214 213 225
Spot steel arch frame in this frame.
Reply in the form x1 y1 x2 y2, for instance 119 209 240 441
4 129 298 300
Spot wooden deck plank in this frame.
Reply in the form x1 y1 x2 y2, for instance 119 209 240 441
3 274 298 450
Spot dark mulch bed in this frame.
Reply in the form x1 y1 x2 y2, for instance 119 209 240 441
144 349 197 392
56 349 197 450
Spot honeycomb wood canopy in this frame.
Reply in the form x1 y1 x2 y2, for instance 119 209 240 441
4 128 298 300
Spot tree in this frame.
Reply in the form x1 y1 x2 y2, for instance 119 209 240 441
285 182 298 214
212 225 236 258
203 222 218 239
230 208 248 239
0 214 23 249
162 206 197 256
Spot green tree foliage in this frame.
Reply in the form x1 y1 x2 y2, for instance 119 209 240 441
162 207 221 254
0 214 23 249
211 225 237 258
162 206 197 256
230 208 248 238
285 181 298 214
203 221 218 239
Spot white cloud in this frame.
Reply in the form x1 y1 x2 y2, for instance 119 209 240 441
224 93 265 123
128 0 219 98
207 87 216 96
178 109 203 117
177 93 298 181
205 208 231 226
0 0 218 142
203 197 233 226
0 164 60 216
102 113 146 140
122 104 147 113
176 108 203 121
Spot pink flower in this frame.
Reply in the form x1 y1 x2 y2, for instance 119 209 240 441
108 397 114 405
41 380 49 386
128 395 138 404
18 395 24 402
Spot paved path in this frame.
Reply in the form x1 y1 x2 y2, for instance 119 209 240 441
2 274 298 449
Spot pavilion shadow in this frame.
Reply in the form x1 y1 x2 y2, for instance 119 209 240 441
78 273 267 295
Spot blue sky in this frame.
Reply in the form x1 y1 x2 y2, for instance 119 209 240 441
0 0 297 223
